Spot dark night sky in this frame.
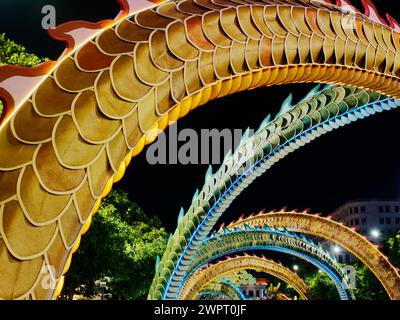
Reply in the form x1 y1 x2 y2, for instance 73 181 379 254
2 1 400 233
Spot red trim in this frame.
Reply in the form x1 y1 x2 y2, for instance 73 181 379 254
115 0 167 18
116 0 130 16
0 61 56 125
335 0 360 13
386 14 400 31
47 19 114 58
0 88 15 124
361 0 388 26
0 61 55 83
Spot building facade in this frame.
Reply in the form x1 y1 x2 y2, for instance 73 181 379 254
240 278 268 299
326 199 400 263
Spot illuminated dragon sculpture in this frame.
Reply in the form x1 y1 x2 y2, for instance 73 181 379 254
196 280 248 300
2 0 400 300
197 279 289 300
180 255 310 300
149 83 400 300
184 223 354 300
196 270 254 300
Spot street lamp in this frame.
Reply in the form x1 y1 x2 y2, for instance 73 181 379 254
293 265 299 271
95 276 112 300
370 229 380 239
333 245 341 254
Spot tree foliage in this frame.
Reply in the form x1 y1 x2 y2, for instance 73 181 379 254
0 33 47 116
348 230 400 300
298 230 400 301
61 190 168 300
385 230 400 266
351 261 387 300
0 33 46 67
304 271 339 300
302 263 388 300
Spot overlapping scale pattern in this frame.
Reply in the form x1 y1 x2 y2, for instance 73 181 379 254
2 0 400 300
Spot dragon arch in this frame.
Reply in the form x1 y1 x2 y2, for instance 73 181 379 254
196 279 288 300
150 83 400 300
196 269 258 300
225 211 400 296
181 225 354 300
196 280 248 300
179 255 310 300
195 282 246 300
156 210 400 300
1 0 400 300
